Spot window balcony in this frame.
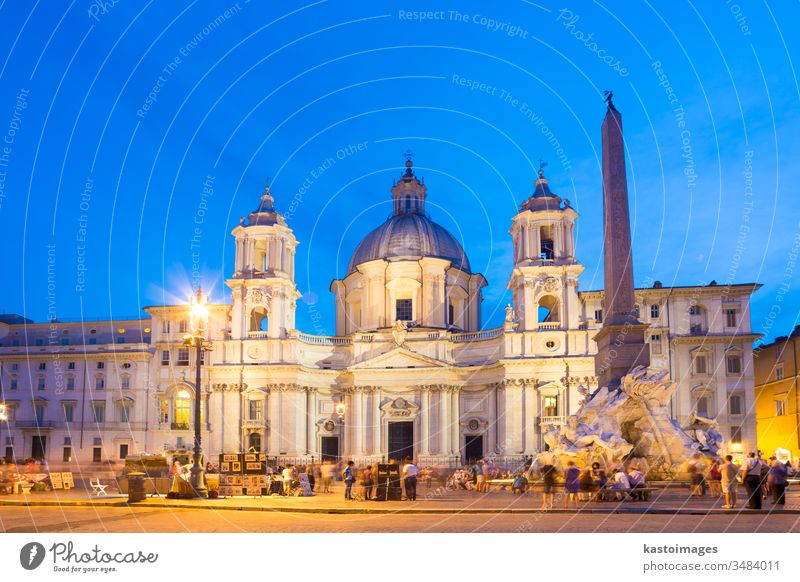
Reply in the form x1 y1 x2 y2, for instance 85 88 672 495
539 415 565 426
537 322 561 331
243 419 268 429
15 420 57 429
170 422 191 430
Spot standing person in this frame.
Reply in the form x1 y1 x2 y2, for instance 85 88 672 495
362 464 374 501
540 462 557 510
472 460 484 493
706 460 722 498
768 458 789 505
563 461 580 508
342 461 356 500
282 464 294 495
720 455 740 509
320 461 333 493
402 458 418 501
306 463 316 492
742 452 766 509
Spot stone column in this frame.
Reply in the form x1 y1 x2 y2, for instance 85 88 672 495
420 388 430 455
450 387 460 459
524 381 536 454
372 389 382 457
307 388 316 458
441 389 451 455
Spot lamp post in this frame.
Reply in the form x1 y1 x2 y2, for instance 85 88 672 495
336 399 345 461
184 287 211 498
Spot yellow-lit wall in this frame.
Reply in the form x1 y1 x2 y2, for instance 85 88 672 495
754 335 800 466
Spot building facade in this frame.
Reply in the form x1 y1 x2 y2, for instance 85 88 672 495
0 161 761 470
754 327 800 466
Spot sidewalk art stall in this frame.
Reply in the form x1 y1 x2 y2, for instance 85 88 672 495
218 453 268 497
119 454 170 496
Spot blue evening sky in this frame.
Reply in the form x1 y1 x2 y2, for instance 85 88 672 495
0 0 798 343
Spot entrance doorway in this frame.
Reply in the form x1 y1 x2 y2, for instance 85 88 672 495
248 433 262 452
464 435 484 464
388 422 414 462
31 436 47 460
320 436 339 462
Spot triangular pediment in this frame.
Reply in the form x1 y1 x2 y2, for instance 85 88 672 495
350 347 449 370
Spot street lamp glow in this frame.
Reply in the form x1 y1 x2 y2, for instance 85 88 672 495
190 287 209 334
0 404 7 422
336 400 346 419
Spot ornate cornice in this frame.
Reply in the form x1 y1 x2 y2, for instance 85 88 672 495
211 382 247 393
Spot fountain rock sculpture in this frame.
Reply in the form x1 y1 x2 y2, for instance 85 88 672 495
537 367 722 477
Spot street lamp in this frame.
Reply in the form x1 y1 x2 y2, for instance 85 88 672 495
335 400 346 420
183 286 212 498
0 404 7 422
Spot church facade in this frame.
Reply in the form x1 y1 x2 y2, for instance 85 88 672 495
0 161 761 470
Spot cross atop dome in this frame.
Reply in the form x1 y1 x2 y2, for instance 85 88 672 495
245 178 284 226
392 150 426 215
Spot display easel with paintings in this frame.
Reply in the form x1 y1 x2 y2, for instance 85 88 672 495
62 472 75 489
218 452 267 497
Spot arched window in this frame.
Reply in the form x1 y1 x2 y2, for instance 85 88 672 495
537 295 560 325
173 389 191 429
249 307 269 332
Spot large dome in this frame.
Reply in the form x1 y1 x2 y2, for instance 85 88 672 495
348 212 470 274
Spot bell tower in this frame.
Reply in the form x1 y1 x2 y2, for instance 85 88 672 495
507 165 584 332
227 183 300 339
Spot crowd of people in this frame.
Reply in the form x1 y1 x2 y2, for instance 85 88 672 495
686 451 794 509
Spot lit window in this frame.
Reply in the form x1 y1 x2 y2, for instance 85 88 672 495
543 396 558 417
173 390 191 428
160 400 169 423
726 354 742 375
396 299 412 322
775 399 786 417
650 304 660 319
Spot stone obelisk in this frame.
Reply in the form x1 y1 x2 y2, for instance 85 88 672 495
594 94 650 389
